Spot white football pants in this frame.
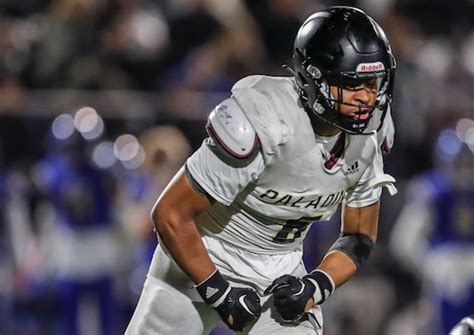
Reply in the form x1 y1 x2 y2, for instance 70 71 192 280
125 239 323 334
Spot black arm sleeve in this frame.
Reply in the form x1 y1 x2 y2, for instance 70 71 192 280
328 233 375 268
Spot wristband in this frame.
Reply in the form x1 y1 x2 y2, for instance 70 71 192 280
304 270 335 304
195 270 231 307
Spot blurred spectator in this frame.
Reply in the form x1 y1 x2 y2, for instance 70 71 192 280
32 128 126 335
27 0 110 88
390 121 474 334
245 0 305 74
99 0 170 89
163 21 266 122
163 0 223 69
118 125 191 296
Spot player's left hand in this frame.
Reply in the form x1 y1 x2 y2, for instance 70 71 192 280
265 271 334 323
264 274 315 323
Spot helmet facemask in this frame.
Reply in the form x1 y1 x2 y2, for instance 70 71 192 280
296 49 395 135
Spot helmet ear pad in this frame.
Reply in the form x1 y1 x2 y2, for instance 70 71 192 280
293 50 331 114
292 6 396 135
294 51 351 130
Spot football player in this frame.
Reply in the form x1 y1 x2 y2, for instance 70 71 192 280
126 6 396 334
390 127 474 334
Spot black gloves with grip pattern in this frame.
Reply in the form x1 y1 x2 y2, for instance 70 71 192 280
264 271 334 323
215 287 261 331
196 270 261 331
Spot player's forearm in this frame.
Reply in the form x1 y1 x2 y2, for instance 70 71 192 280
316 250 357 287
155 211 216 284
318 203 378 287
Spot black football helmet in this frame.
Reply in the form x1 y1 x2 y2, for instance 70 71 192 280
293 6 396 134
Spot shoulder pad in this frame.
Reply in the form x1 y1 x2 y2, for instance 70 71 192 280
231 75 264 91
206 98 260 159
231 76 291 158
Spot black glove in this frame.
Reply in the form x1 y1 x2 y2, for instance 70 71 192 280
196 270 261 331
264 271 334 323
450 315 474 335
215 287 261 331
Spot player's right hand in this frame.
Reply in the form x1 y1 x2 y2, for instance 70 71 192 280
195 269 261 331
215 287 261 331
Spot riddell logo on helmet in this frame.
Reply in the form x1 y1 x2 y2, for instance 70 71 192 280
356 62 385 72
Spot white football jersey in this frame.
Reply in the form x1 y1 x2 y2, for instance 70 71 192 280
186 75 396 254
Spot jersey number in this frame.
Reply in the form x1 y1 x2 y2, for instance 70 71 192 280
273 216 323 243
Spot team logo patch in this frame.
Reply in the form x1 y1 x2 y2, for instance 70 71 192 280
356 62 385 72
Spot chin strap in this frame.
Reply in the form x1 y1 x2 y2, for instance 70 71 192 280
282 64 297 76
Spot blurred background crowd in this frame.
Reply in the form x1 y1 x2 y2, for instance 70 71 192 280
0 0 473 334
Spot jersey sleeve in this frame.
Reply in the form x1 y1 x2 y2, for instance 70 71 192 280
186 138 265 206
344 137 397 208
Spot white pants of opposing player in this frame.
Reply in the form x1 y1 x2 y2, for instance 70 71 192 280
126 236 323 334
